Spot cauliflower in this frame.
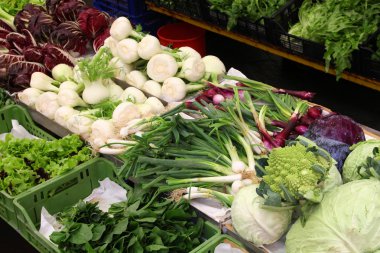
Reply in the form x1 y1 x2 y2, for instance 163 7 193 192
263 136 341 203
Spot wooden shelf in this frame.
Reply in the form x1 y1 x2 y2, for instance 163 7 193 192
146 2 380 92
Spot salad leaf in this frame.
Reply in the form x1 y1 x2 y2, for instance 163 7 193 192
0 0 44 16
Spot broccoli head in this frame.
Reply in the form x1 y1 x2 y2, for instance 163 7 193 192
263 136 337 203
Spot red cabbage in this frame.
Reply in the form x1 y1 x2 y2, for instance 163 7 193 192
93 28 110 52
49 21 89 57
78 7 110 39
304 114 365 146
42 44 76 70
14 4 46 32
28 12 57 43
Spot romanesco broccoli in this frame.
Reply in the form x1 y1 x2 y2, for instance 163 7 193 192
263 136 333 203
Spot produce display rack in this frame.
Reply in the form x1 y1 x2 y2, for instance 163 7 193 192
145 2 380 92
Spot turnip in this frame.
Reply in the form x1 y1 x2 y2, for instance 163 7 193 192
116 38 139 64
112 102 141 128
52 64 74 82
109 57 133 80
147 54 178 82
120 87 147 103
109 17 143 41
57 89 87 107
54 106 79 127
137 35 161 60
144 97 165 115
30 72 60 92
142 80 162 98
18 88 43 109
35 92 60 120
125 70 147 89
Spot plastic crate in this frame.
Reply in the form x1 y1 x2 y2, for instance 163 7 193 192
13 157 219 253
195 234 247 253
0 105 55 231
266 0 326 63
93 0 146 16
357 28 380 81
13 158 124 253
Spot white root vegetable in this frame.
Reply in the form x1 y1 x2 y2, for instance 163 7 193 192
66 114 94 139
137 103 153 118
178 46 201 60
54 106 79 127
112 102 141 128
202 55 226 75
90 119 116 147
18 88 43 109
107 80 124 101
57 89 87 107
120 87 147 103
147 54 178 82
161 77 186 102
142 80 162 98
231 180 244 195
59 81 81 91
35 92 60 119
52 64 74 82
104 37 119 57
137 35 161 60
106 139 136 148
119 118 145 137
110 17 142 41
99 147 127 155
144 97 165 114
109 57 133 80
82 79 110 105
30 72 60 92
179 57 205 82
116 38 139 64
125 70 147 89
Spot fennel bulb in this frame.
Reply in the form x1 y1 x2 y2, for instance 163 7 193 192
178 46 201 60
202 55 226 75
112 102 141 128
125 70 147 89
52 64 74 82
109 57 133 80
142 80 162 98
58 89 87 107
145 97 165 115
66 114 94 139
110 17 142 41
137 35 161 60
35 92 61 120
89 119 116 149
82 79 110 105
117 38 140 64
59 81 82 92
147 54 178 82
30 72 60 92
106 80 124 101
104 37 119 57
179 57 206 82
18 88 43 109
120 87 147 103
54 106 79 128
161 77 186 102
137 104 154 118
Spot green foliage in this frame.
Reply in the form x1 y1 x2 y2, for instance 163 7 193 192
0 0 44 16
0 134 92 195
289 0 380 79
51 187 205 253
0 88 14 108
77 47 115 82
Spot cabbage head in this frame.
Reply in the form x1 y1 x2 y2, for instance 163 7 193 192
342 140 380 182
231 185 293 246
286 179 380 253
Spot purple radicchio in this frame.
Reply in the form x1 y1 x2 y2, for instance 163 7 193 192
14 4 46 32
93 28 110 52
7 61 47 91
28 12 57 43
42 43 76 71
6 32 29 54
24 46 44 63
77 7 111 39
49 21 89 57
46 0 86 22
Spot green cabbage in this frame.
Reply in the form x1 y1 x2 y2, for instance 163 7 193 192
231 185 293 246
286 179 380 253
342 140 380 182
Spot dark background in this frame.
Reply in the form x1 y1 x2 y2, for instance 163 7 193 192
2 27 380 253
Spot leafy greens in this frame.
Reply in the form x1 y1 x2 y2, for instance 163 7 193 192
0 134 92 195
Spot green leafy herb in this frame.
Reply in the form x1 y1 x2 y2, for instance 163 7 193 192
77 47 115 82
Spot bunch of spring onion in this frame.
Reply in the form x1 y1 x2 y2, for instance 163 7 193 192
104 16 227 102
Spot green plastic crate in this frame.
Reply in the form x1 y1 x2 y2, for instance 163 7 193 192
195 234 247 253
13 158 127 253
0 105 55 230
